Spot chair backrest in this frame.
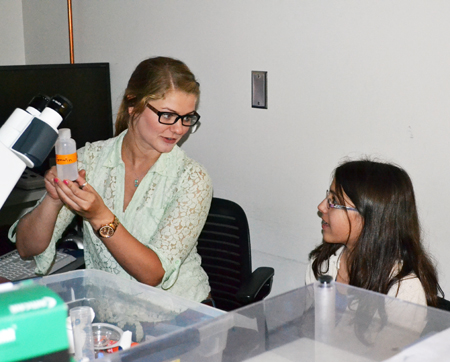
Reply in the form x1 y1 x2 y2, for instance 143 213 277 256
197 197 253 311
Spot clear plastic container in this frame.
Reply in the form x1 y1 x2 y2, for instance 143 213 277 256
36 269 228 362
92 323 123 350
70 306 95 361
37 270 450 362
219 282 450 361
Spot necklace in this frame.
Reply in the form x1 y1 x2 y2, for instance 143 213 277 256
133 170 148 187
123 137 155 187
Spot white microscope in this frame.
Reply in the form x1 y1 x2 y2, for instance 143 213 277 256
0 94 73 209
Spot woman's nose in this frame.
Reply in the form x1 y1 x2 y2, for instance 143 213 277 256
318 198 328 213
170 119 185 134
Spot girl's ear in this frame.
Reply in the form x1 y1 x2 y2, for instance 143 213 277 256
128 106 134 115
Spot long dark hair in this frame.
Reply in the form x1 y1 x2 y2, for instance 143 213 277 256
309 159 440 306
115 56 200 136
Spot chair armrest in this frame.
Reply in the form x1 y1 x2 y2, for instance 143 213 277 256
437 297 450 311
236 267 274 305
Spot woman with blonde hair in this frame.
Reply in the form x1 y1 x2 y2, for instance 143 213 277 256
11 57 212 302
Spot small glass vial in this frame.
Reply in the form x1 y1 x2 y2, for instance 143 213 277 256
55 128 78 181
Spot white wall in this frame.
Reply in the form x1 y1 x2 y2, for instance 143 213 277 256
22 0 69 64
2 0 450 297
0 1 25 65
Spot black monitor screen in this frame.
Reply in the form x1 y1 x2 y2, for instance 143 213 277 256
0 62 114 174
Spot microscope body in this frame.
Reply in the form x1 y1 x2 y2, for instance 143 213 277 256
0 95 72 209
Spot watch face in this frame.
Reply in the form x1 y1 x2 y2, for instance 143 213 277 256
99 225 114 238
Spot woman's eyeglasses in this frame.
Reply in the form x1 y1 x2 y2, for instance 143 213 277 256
326 190 358 212
147 103 200 127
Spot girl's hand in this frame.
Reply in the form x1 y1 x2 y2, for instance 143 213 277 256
54 170 112 227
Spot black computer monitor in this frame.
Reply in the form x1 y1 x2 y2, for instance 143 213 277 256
0 62 114 174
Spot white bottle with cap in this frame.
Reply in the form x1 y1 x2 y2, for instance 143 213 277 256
55 128 78 181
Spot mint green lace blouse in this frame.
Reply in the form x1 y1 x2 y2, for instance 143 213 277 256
9 130 213 302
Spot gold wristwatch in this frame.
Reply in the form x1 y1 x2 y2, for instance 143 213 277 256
98 215 120 238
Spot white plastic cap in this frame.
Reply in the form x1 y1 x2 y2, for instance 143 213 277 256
119 331 133 350
58 128 71 139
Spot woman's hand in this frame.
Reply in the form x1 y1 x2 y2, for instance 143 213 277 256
54 170 113 228
44 166 64 205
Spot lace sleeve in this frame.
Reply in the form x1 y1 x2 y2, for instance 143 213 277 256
33 205 76 274
8 193 76 275
149 162 213 289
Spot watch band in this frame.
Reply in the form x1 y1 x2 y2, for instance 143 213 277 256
98 215 120 238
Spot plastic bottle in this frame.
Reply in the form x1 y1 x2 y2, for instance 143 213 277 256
55 128 78 181
314 275 335 345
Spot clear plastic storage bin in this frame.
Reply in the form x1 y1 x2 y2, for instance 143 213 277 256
218 282 450 361
36 269 229 362
38 270 450 361
134 280 450 362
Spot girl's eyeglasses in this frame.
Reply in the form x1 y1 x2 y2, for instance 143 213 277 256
326 190 358 212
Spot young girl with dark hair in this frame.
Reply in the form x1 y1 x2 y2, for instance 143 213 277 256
306 159 440 306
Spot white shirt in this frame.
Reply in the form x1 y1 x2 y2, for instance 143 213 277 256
305 246 427 306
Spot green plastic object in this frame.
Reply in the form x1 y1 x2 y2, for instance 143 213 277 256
0 281 70 362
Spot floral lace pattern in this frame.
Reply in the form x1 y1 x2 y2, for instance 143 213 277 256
10 131 212 302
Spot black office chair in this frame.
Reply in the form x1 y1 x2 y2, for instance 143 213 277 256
437 296 450 312
57 215 84 250
197 197 274 311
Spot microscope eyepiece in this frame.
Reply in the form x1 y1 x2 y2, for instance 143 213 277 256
46 95 73 120
27 94 50 113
